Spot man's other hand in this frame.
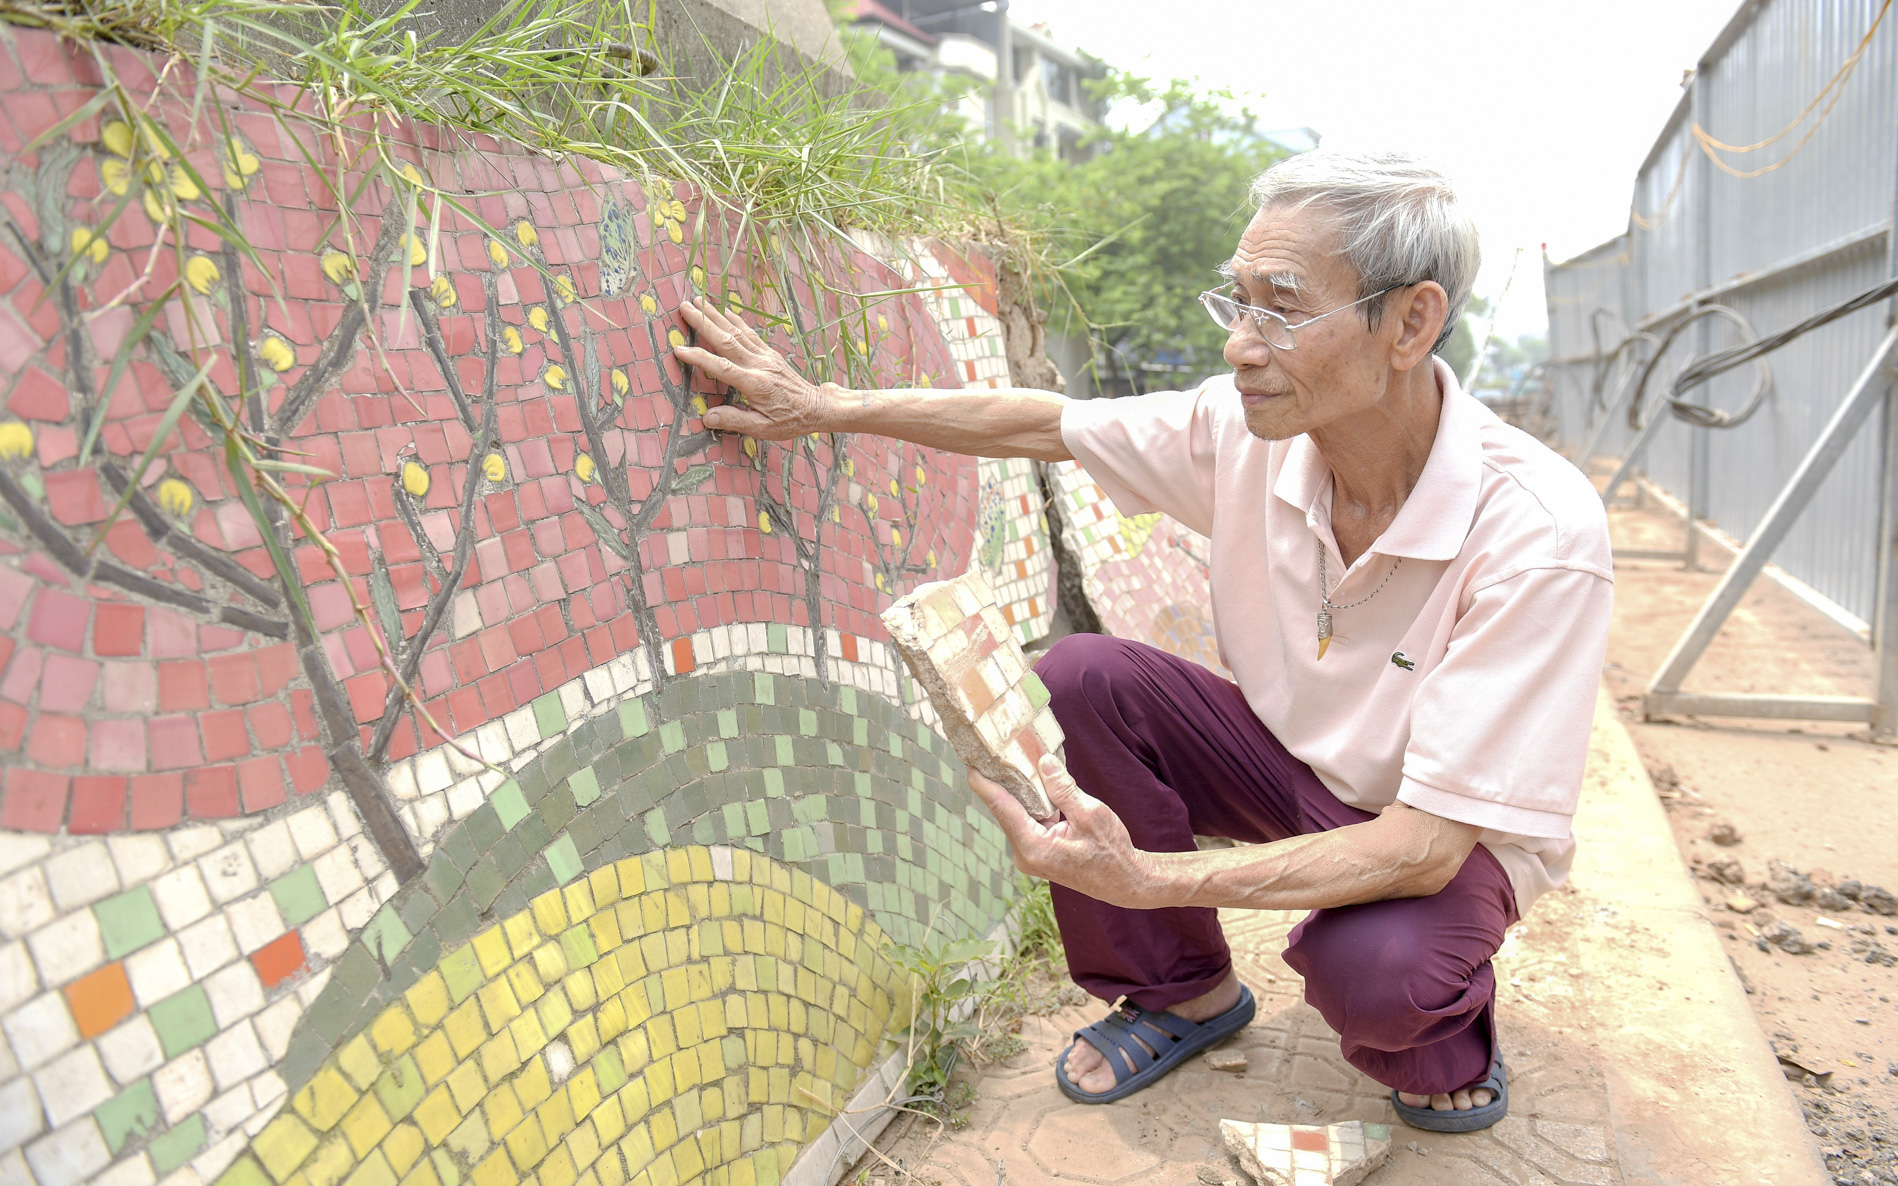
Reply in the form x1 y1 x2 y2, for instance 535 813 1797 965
967 756 1161 910
673 297 832 440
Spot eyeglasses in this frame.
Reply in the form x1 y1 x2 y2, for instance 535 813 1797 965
1198 285 1402 350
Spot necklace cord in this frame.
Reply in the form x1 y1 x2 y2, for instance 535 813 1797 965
1319 547 1402 611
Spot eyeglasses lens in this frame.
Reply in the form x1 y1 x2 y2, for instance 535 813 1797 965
1200 292 1294 349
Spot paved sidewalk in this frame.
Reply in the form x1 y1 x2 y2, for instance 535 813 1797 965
864 689 1829 1186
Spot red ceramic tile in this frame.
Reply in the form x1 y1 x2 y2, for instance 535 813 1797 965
237 756 287 813
157 660 209 711
247 701 293 750
0 702 24 751
250 929 307 988
89 718 146 772
186 764 239 819
256 644 298 695
344 670 390 723
200 708 250 762
148 714 205 770
38 653 99 712
68 775 127 833
6 365 68 421
42 469 109 526
25 586 89 652
208 652 261 705
92 602 145 657
27 714 86 768
671 637 696 675
285 745 328 794
0 768 67 831
0 564 31 629
129 771 184 830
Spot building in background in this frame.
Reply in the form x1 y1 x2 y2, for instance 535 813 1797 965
844 0 1105 157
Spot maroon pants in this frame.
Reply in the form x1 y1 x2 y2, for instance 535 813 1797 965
1037 633 1518 1097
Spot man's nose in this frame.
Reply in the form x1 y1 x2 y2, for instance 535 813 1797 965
1223 325 1273 370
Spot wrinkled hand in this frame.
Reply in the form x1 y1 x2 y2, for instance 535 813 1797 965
672 297 833 440
966 756 1162 910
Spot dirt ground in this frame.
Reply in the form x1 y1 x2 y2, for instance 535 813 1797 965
1601 490 1897 1186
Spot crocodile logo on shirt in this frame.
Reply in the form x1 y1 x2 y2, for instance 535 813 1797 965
1390 651 1416 671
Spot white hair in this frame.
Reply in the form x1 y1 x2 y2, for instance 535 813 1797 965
1248 151 1480 354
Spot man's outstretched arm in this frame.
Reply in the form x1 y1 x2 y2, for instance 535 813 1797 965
673 298 1072 461
969 756 1485 912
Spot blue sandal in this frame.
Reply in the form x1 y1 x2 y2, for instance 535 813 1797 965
1389 1054 1509 1132
1055 984 1256 1104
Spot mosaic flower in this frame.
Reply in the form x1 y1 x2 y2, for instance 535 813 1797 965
515 221 540 249
0 422 33 460
400 233 427 267
528 306 551 334
543 364 567 392
482 453 508 482
667 220 684 245
167 164 201 201
866 492 879 516
256 333 296 373
757 509 772 534
667 328 686 348
155 477 193 515
915 466 927 486
428 274 457 308
501 326 524 354
488 239 510 269
184 254 220 295
889 479 900 496
99 158 130 196
554 275 576 305
927 549 938 569
219 135 262 190
689 265 705 290
398 163 424 186
610 370 629 401
320 249 355 285
100 120 134 158
401 461 431 497
574 454 596 483
878 314 889 332
640 293 659 315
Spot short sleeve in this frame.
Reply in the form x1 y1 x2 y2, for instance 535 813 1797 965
1396 565 1613 839
1060 386 1220 536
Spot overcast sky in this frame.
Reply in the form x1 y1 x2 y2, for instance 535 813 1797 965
1006 0 1741 339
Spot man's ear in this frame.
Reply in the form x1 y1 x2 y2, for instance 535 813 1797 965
1388 282 1449 373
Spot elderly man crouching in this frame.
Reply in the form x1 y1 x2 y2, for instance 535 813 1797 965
675 151 1612 1133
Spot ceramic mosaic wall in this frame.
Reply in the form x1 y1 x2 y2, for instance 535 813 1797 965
0 27 1023 1186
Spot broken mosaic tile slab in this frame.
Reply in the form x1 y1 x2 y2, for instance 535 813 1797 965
1218 1118 1392 1186
881 570 1060 821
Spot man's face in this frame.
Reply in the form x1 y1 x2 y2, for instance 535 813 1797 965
1221 205 1400 442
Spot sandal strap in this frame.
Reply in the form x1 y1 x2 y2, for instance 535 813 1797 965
1072 1004 1204 1085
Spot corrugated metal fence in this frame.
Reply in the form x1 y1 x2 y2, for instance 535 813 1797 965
1544 0 1896 632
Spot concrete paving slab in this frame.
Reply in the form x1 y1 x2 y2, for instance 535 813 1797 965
860 686 1830 1186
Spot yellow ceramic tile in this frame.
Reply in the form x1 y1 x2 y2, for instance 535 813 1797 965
472 926 513 978
568 1015 602 1064
588 911 623 958
765 1069 789 1106
541 1145 580 1186
648 1108 678 1155
687 965 713 1002
484 1082 525 1144
665 851 693 884
506 1113 551 1170
620 1121 656 1175
813 1047 836 1085
589 866 622 909
673 1005 702 1049
656 970 686 1014
564 969 599 1014
730 1154 756 1186
446 1110 493 1164
532 942 569 986
592 955 626 1000
617 1076 650 1126
509 962 547 1009
614 858 648 898
597 998 629 1045
399 1153 444 1186
256 1111 321 1180
617 1027 650 1075
301 1132 357 1186
688 848 715 882
510 1006 551 1061
623 985 655 1030
371 1006 420 1056
340 1091 396 1158
382 1123 426 1177
697 1044 724 1084
479 1030 523 1082
746 1069 766 1105
709 884 731 918
644 1053 676 1105
412 1032 456 1088
533 890 570 938
665 892 690 929
564 882 596 925
294 1066 362 1133
471 1148 518 1186
506 912 544 961
444 998 488 1060
516 1053 554 1110
537 985 574 1039
646 1152 679 1186
665 931 691 969
700 1084 725 1125
670 1048 702 1092
671 1137 706 1182
615 944 648 985
593 1093 628 1145
445 1058 487 1114
342 1150 398 1186
637 933 668 974
685 885 710 920
538 1089 577 1145
696 1000 726 1040
414 1084 464 1145
477 976 523 1031
721 998 746 1033
406 973 453 1030
338 1034 382 1092
635 895 665 936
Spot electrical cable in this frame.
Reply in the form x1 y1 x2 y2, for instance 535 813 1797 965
1626 304 1771 431
1667 274 1898 403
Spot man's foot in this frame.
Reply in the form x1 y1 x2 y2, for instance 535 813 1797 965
1062 970 1243 1094
1395 1085 1495 1113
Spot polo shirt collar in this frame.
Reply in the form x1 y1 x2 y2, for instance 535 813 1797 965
1271 356 1482 562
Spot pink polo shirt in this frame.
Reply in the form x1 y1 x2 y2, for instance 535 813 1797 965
1060 359 1613 913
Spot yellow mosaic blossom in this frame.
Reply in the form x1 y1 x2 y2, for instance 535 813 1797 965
99 158 130 196
727 292 742 313
100 120 134 158
866 492 879 516
669 199 687 221
220 140 261 190
401 461 431 497
69 226 108 265
429 274 457 308
742 437 758 459
527 306 551 333
140 189 170 224
543 365 567 391
889 478 899 496
399 163 424 185
554 275 576 305
256 335 296 373
689 266 705 290
666 221 684 245
758 510 772 534
877 314 889 332
401 234 427 267
667 328 686 349
515 221 539 249
639 293 659 315
487 240 509 269
320 250 355 285
0 422 34 460
168 165 201 202
690 396 707 416
501 326 523 355
892 529 902 546
156 478 193 515
184 255 220 296
649 203 666 228
482 453 507 482
927 549 938 569
611 370 629 399
831 505 840 523
875 572 887 591
574 454 596 483
915 466 926 486
845 459 855 477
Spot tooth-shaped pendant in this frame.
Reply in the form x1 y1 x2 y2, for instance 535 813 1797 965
1316 610 1332 660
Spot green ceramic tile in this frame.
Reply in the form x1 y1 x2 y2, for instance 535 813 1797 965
149 1113 206 1174
773 737 793 766
839 687 857 715
621 699 650 737
559 923 598 970
93 886 166 960
644 807 670 847
798 709 817 736
766 623 788 654
568 766 601 807
753 673 775 704
491 779 529 831
706 741 729 772
545 834 582 884
717 709 738 738
659 720 685 754
361 905 413 964
150 985 217 1058
532 691 568 738
95 1078 159 1153
270 866 328 927
439 943 484 1003
373 1054 427 1120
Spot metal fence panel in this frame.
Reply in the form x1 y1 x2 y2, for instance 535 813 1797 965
1542 0 1897 629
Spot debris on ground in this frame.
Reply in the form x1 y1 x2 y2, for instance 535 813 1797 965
1219 1120 1390 1186
1727 891 1761 913
1204 1049 1247 1073
1706 856 1747 885
1709 821 1742 846
1758 918 1816 954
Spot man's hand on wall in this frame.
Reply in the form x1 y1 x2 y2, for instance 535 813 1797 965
967 756 1163 910
675 297 834 439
